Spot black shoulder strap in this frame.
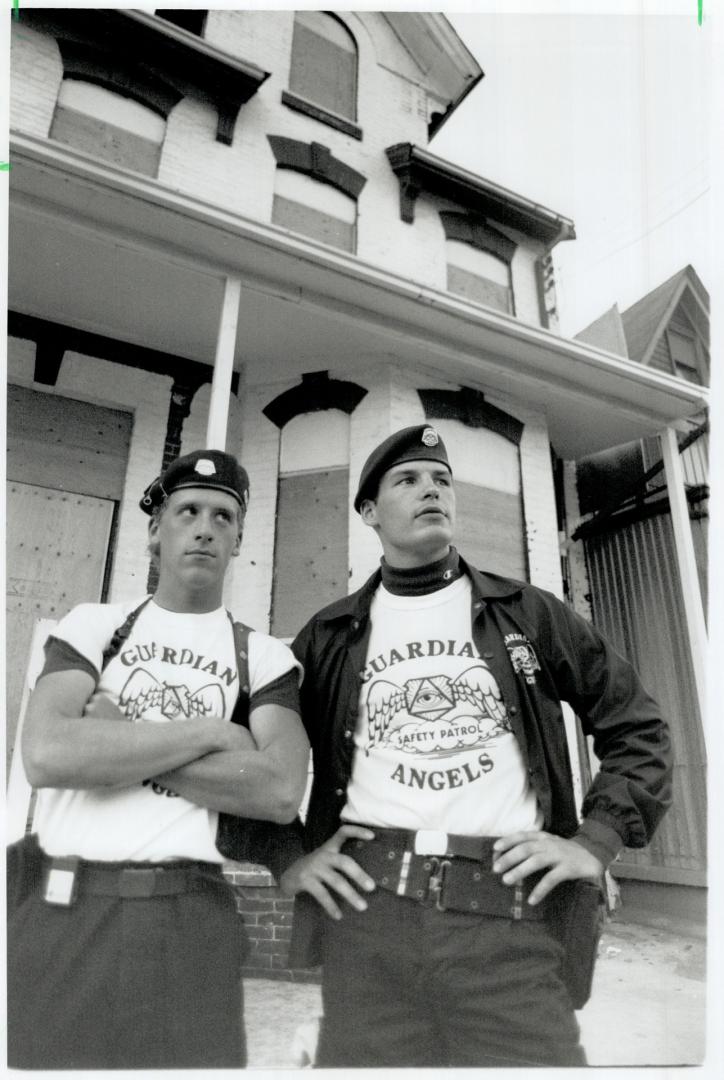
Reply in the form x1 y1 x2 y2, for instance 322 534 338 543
101 601 252 727
101 598 152 671
227 612 252 729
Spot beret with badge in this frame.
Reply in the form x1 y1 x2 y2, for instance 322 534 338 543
354 425 451 512
140 449 250 515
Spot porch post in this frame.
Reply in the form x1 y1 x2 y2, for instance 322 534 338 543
659 424 707 719
206 275 242 448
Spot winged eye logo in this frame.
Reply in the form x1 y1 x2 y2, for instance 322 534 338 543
365 665 511 757
119 669 225 724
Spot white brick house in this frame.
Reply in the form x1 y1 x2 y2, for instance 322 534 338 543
7 11 707 910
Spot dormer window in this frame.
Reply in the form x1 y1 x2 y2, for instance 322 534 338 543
289 12 357 123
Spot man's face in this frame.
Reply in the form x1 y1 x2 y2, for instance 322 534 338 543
149 488 243 591
361 460 455 567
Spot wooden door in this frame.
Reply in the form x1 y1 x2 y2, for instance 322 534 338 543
5 482 114 775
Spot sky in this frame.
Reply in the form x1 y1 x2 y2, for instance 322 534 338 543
432 3 713 338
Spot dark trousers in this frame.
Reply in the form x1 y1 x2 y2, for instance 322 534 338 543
317 886 586 1068
7 847 248 1070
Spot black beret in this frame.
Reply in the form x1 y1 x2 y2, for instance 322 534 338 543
140 449 250 515
354 425 451 512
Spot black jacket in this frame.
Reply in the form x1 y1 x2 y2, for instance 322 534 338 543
288 557 672 965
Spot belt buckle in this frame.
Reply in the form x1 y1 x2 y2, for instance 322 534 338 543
119 868 158 898
414 830 449 856
427 857 452 911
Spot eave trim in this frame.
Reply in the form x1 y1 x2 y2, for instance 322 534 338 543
386 142 575 247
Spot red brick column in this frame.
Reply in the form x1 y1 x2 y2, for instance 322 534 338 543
224 863 320 983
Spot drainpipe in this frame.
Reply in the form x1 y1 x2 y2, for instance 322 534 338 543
659 424 707 720
206 275 242 448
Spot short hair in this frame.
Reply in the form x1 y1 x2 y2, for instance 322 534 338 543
146 497 245 570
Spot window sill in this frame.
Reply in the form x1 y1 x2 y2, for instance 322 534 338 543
282 91 362 141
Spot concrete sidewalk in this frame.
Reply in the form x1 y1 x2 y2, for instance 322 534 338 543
243 916 706 1069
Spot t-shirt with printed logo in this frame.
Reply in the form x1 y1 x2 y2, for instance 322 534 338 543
32 598 301 863
342 577 542 836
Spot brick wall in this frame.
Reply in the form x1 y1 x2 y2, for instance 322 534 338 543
10 23 62 137
223 863 320 983
9 13 549 329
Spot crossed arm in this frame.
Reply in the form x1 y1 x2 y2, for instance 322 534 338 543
22 671 310 824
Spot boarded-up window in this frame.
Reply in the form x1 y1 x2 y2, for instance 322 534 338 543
272 170 356 252
273 196 355 252
6 385 133 777
290 11 357 121
453 481 527 580
50 80 165 177
447 266 512 313
7 383 133 499
446 241 513 314
271 469 349 637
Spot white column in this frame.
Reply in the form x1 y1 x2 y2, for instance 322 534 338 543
206 275 242 449
660 424 707 719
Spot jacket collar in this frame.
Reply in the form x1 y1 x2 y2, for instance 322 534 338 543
315 552 524 625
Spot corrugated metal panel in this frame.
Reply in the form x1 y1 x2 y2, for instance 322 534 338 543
271 469 349 639
641 430 708 603
584 514 706 884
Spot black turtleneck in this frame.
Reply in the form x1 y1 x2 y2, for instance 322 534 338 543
380 547 463 597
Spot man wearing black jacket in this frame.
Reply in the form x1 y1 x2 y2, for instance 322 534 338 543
282 424 671 1068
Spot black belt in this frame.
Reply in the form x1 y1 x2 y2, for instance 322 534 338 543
42 852 223 899
343 827 547 921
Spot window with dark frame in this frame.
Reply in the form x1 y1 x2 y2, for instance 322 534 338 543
289 11 357 122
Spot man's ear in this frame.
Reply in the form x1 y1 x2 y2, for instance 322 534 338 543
360 499 378 527
232 529 243 557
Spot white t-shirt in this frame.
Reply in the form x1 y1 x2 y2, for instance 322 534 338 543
33 598 300 862
342 578 542 836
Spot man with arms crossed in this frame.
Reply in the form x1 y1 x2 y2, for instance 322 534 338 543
283 425 671 1067
8 450 309 1069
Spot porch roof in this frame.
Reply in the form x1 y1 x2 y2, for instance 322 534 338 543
8 134 709 461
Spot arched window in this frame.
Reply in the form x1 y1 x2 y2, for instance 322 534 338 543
274 171 357 251
264 373 366 637
418 389 527 580
50 79 167 176
289 11 357 122
268 136 366 253
440 213 516 315
271 411 351 638
447 242 513 314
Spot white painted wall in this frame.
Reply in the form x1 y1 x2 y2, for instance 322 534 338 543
10 13 548 329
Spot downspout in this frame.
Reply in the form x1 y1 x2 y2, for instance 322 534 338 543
659 424 707 720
